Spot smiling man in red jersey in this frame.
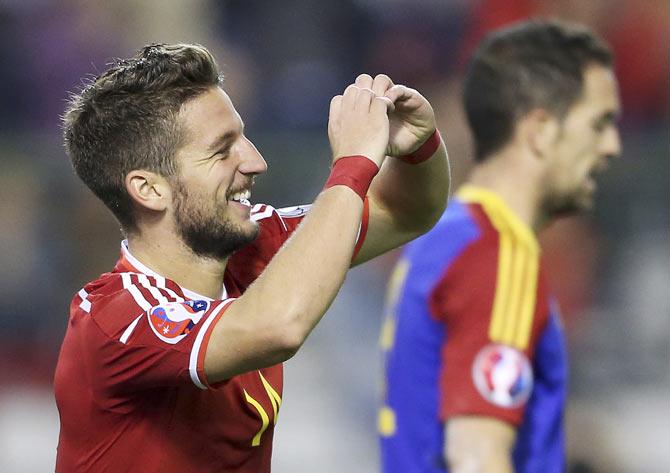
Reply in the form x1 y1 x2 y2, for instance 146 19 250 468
54 43 450 472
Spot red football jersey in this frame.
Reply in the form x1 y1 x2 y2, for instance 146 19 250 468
428 188 550 426
54 202 369 472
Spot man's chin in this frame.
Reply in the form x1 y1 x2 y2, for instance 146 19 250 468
238 223 260 247
234 220 260 245
219 224 260 255
544 195 592 219
181 222 260 261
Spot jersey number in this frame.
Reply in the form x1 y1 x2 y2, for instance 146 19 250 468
243 372 282 447
378 259 410 437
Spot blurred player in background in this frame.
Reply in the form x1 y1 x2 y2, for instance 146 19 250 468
379 20 620 473
54 43 450 472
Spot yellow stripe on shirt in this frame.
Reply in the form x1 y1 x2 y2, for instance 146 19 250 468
515 249 539 349
457 185 540 350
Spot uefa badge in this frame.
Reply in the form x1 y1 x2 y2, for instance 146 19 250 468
148 300 209 344
471 344 533 408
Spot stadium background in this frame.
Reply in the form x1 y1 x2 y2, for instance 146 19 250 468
1 0 668 471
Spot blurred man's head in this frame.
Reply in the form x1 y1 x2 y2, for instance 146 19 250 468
64 43 267 259
463 20 621 216
538 63 620 216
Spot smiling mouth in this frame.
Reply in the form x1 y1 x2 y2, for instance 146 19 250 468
229 189 251 206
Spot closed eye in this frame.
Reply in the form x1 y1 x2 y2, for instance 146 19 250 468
213 145 232 160
593 111 619 133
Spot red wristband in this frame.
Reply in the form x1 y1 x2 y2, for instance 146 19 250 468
324 155 379 201
399 129 441 164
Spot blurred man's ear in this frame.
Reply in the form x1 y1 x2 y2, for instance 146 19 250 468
125 170 171 212
522 108 560 160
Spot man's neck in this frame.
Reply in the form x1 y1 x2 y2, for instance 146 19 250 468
467 148 544 232
126 234 229 300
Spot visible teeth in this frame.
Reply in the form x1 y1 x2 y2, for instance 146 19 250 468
230 190 251 203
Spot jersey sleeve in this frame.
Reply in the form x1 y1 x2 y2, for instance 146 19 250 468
429 233 548 426
85 274 236 398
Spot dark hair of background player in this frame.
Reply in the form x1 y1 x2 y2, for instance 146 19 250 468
463 19 613 162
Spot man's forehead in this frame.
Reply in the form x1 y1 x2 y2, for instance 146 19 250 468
578 65 621 113
179 87 242 149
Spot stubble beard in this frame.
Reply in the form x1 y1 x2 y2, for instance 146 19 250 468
541 188 592 220
172 181 259 261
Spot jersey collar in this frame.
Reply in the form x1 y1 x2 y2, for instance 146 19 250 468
456 185 539 251
117 240 228 301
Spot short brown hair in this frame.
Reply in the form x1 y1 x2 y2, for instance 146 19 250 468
63 43 221 232
463 19 613 161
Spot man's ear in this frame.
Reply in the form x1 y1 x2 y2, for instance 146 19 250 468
125 170 171 212
521 108 560 160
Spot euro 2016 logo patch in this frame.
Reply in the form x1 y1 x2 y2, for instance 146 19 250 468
472 344 533 408
148 300 209 344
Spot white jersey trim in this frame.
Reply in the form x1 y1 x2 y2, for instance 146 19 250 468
153 274 186 301
276 204 311 218
250 205 274 223
189 299 236 390
121 240 227 300
252 203 312 232
121 273 153 312
117 274 185 344
119 314 143 344
136 274 181 305
78 288 91 313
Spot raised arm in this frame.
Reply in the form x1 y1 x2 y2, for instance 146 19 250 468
352 74 451 265
204 85 392 382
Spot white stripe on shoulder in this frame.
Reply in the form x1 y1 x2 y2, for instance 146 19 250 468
189 299 236 390
119 314 143 344
276 205 311 232
78 288 91 313
276 204 311 218
136 274 181 305
121 273 153 312
251 204 275 222
153 275 185 302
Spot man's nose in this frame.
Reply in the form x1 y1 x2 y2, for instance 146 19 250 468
238 136 268 175
601 125 621 159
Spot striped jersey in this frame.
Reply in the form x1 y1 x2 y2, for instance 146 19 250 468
379 186 567 473
55 202 369 473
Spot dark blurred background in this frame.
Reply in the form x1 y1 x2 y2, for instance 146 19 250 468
1 1 669 471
